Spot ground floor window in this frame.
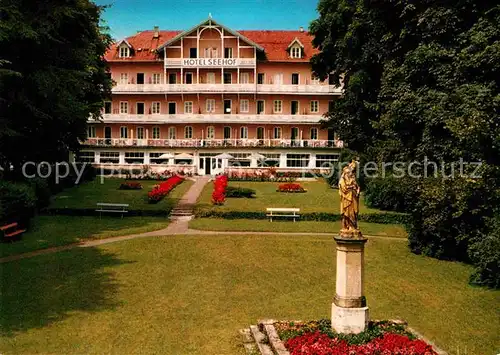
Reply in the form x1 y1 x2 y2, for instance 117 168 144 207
125 152 144 164
100 152 119 164
150 152 167 164
287 154 309 168
76 151 95 163
261 153 280 167
315 154 339 168
228 153 251 167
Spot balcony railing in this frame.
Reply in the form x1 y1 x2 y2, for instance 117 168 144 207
94 113 324 124
83 138 344 149
111 83 341 95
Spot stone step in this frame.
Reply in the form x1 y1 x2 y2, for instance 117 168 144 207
249 325 274 355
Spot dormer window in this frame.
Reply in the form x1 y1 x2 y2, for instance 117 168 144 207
119 46 130 58
291 46 302 58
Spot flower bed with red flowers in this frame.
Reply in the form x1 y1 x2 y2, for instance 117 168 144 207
118 181 143 190
277 183 306 193
147 175 184 203
276 320 437 355
211 175 228 205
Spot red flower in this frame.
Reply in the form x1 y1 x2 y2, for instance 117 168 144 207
277 183 305 193
211 175 228 205
147 175 184 203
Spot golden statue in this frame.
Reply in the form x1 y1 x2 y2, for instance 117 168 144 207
339 160 360 231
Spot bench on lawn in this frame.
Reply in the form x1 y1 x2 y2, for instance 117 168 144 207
1 222 26 242
266 208 301 222
96 203 129 218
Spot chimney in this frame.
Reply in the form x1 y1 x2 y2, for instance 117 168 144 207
153 26 159 38
299 26 304 33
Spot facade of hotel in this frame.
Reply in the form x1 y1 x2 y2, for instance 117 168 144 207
80 17 343 175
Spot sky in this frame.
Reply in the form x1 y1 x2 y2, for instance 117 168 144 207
94 0 320 40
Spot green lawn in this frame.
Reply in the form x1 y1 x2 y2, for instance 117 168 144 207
1 235 498 354
51 178 194 212
0 215 168 258
196 180 381 214
189 218 408 238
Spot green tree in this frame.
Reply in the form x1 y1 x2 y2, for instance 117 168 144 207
0 0 112 173
310 0 500 287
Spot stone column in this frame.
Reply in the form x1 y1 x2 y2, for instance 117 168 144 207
332 229 369 334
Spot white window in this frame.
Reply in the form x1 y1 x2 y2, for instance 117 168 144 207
310 128 318 140
120 73 128 84
273 100 282 113
240 72 249 84
316 154 339 168
184 126 193 139
120 126 128 138
273 127 282 139
207 72 215 84
125 152 144 164
291 46 301 58
274 73 283 85
120 101 128 114
152 73 161 84
240 127 248 139
184 101 193 114
100 152 119 164
207 126 215 139
310 100 319 113
137 127 144 139
76 151 95 163
87 126 96 138
224 47 233 58
168 127 176 139
152 126 160 139
119 46 130 58
240 99 249 113
152 102 161 114
206 99 215 113
287 154 309 167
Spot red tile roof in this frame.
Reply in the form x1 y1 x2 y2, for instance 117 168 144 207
105 29 317 62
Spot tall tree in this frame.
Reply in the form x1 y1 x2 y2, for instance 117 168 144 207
310 0 500 287
0 0 112 172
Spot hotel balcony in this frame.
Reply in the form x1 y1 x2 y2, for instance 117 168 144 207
82 138 344 149
111 83 341 95
164 58 256 68
93 113 324 124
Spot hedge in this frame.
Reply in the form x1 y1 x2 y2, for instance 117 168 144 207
0 180 37 226
194 209 409 224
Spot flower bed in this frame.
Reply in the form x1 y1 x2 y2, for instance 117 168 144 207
275 320 437 355
277 183 306 193
211 175 228 205
118 181 143 190
227 168 322 182
147 175 184 203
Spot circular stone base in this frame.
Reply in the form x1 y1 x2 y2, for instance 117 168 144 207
331 303 369 334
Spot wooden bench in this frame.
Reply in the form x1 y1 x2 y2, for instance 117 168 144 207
266 208 300 222
96 203 129 218
1 222 26 242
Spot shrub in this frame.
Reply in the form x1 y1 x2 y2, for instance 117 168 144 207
277 183 306 193
147 176 184 203
364 177 416 213
225 186 256 198
0 180 37 226
28 178 52 209
119 181 143 190
211 175 228 205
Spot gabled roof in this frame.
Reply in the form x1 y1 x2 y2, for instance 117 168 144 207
116 38 133 48
287 37 304 49
156 17 264 52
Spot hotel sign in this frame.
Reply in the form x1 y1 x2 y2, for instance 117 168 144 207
182 58 239 67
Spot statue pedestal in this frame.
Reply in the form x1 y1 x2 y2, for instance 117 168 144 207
331 229 369 334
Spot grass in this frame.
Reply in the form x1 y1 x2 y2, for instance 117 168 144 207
51 177 194 212
0 235 498 355
0 215 168 258
196 180 382 214
189 218 408 238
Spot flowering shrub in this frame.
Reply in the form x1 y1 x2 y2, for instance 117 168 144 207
147 175 184 203
118 181 143 190
285 331 436 355
277 183 306 193
211 175 228 205
226 168 323 182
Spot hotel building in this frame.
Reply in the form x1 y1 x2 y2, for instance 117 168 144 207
80 17 343 175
